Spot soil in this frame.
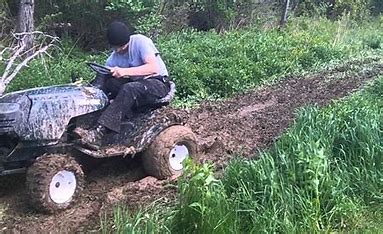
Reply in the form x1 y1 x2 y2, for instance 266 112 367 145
1 58 383 232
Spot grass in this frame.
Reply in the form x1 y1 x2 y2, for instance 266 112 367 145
102 73 383 233
96 16 383 233
1 15 383 232
3 16 383 107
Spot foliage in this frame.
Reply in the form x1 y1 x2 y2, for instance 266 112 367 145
3 17 383 102
297 0 383 19
2 0 382 49
2 0 163 49
0 1 13 41
220 76 383 232
169 160 238 233
105 73 383 233
158 17 382 102
104 0 163 36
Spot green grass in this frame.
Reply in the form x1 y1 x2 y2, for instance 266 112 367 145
3 16 383 106
100 203 172 234
102 74 383 233
217 75 383 232
2 16 383 232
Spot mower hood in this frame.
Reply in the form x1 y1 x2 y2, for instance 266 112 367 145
0 84 108 143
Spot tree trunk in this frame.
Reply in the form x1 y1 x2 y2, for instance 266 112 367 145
280 0 290 27
327 0 336 19
18 0 34 52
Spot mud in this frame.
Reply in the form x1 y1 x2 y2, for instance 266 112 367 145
1 58 383 232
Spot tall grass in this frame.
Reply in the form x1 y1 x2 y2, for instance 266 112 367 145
4 17 383 105
220 76 383 232
100 196 177 234
169 162 239 233
104 75 383 233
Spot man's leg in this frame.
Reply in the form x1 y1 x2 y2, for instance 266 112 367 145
75 78 169 149
98 78 169 132
103 77 130 99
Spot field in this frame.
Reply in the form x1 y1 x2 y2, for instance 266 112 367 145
0 17 383 232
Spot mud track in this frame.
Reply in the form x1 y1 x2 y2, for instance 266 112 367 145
1 58 383 232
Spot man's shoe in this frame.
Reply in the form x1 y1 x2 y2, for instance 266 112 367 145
73 125 106 150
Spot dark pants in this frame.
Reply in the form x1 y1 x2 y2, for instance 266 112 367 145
98 77 170 132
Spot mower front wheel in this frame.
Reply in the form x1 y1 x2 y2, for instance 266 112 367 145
26 154 85 213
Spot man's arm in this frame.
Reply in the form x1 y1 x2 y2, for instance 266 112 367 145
111 54 159 78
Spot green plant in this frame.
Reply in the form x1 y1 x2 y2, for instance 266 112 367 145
104 75 383 233
170 160 238 233
297 0 376 20
105 0 162 35
100 203 171 234
221 76 383 232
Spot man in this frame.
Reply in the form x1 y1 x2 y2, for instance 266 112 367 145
76 21 171 149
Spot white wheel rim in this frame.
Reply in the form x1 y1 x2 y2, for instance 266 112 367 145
49 170 77 204
169 144 189 171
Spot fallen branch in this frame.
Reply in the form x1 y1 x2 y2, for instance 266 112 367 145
3 44 52 85
1 42 26 79
0 31 58 96
0 47 10 62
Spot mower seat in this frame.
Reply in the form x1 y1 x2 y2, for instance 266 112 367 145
154 81 176 106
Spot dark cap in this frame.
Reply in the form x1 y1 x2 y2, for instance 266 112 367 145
107 21 132 46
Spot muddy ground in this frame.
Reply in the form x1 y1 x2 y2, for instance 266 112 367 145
1 58 383 232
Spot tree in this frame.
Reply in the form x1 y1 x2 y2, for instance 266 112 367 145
0 0 58 96
280 0 290 27
18 0 34 52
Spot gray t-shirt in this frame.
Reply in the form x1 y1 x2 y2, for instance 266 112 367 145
106 34 169 78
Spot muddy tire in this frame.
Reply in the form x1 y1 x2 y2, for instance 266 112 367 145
26 154 85 213
142 125 198 179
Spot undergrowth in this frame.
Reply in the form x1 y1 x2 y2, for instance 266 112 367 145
102 74 383 233
2 16 383 233
4 17 383 106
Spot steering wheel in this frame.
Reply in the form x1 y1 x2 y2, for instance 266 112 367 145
87 62 112 76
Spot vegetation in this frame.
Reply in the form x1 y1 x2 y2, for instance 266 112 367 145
102 73 383 233
5 16 383 105
1 1 382 98
2 0 383 48
1 0 383 232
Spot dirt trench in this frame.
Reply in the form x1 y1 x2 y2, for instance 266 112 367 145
1 58 383 232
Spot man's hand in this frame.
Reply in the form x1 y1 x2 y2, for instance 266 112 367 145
110 67 126 78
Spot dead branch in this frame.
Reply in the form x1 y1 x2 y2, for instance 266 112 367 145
2 42 26 79
13 30 58 40
0 31 58 96
0 47 10 62
3 44 52 85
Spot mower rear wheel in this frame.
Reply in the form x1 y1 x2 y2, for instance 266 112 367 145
142 125 198 179
26 154 84 213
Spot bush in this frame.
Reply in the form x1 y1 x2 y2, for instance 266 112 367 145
158 17 365 101
296 0 381 19
3 17 382 104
